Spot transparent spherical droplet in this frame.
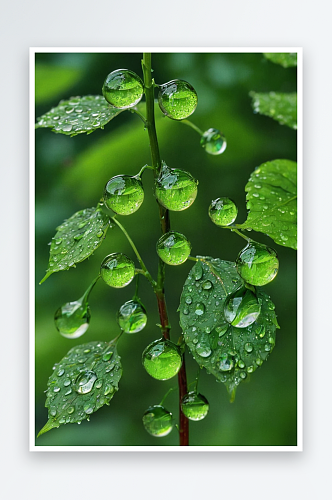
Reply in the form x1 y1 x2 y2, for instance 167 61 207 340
219 352 235 372
142 338 182 380
224 285 261 328
158 80 197 120
208 197 238 226
236 241 279 286
200 128 227 155
100 253 135 288
103 174 144 215
156 231 191 265
181 392 209 421
74 371 97 394
194 302 205 316
155 162 198 211
102 69 143 109
54 298 90 339
142 405 174 437
116 299 147 334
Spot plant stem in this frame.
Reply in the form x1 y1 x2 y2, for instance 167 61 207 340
181 119 204 136
142 52 189 446
111 217 156 288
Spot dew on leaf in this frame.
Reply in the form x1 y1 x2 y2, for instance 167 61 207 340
224 285 261 328
74 370 98 394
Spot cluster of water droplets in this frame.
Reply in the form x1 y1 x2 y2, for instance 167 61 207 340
36 96 119 135
44 342 121 429
102 69 144 109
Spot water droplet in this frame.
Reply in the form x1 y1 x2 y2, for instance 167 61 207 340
202 280 213 290
193 261 203 280
155 161 198 211
236 241 279 286
264 343 271 352
245 343 253 353
67 406 75 414
95 379 103 389
208 197 238 226
224 285 261 328
104 384 114 396
116 299 147 334
219 352 235 371
53 387 61 393
142 405 174 437
64 388 72 396
74 371 98 394
59 416 66 424
102 350 114 361
181 392 209 421
185 295 192 305
158 80 197 120
103 174 144 215
57 368 65 377
54 296 90 339
84 403 94 414
194 302 205 316
100 253 135 288
102 69 144 109
142 339 182 380
238 360 245 369
50 408 57 416
156 231 191 265
247 365 254 373
200 128 227 155
196 336 211 357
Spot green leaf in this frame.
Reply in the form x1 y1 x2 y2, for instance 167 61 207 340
239 159 297 250
35 95 124 136
250 91 297 129
179 258 279 400
38 340 122 437
40 206 111 283
263 52 297 68
35 63 84 105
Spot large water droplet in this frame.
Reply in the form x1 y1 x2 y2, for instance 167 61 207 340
181 392 209 421
194 302 205 316
100 253 135 288
74 371 97 394
236 241 279 286
224 285 261 328
219 352 235 371
200 128 227 155
155 161 198 211
102 69 144 109
208 197 238 226
142 338 182 381
103 174 144 215
116 299 147 334
54 296 90 339
142 405 174 437
158 80 197 120
156 231 191 265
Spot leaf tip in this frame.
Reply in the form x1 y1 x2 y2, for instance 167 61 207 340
37 420 58 437
39 271 53 284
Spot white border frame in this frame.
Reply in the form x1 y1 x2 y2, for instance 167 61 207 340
30 47 302 452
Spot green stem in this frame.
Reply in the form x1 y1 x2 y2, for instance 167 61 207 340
142 52 189 446
130 107 147 126
181 119 203 136
81 275 101 302
137 164 154 177
223 226 251 242
111 217 156 288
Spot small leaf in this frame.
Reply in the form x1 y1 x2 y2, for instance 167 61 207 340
35 95 124 136
250 91 297 129
40 206 111 283
179 258 279 400
238 159 297 249
263 52 297 68
38 340 122 436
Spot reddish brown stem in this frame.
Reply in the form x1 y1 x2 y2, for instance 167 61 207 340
178 355 189 445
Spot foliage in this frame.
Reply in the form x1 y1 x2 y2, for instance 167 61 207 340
35 51 298 446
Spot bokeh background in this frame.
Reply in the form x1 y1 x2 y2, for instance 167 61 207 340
34 51 297 447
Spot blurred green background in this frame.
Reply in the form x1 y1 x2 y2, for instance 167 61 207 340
35 51 297 447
